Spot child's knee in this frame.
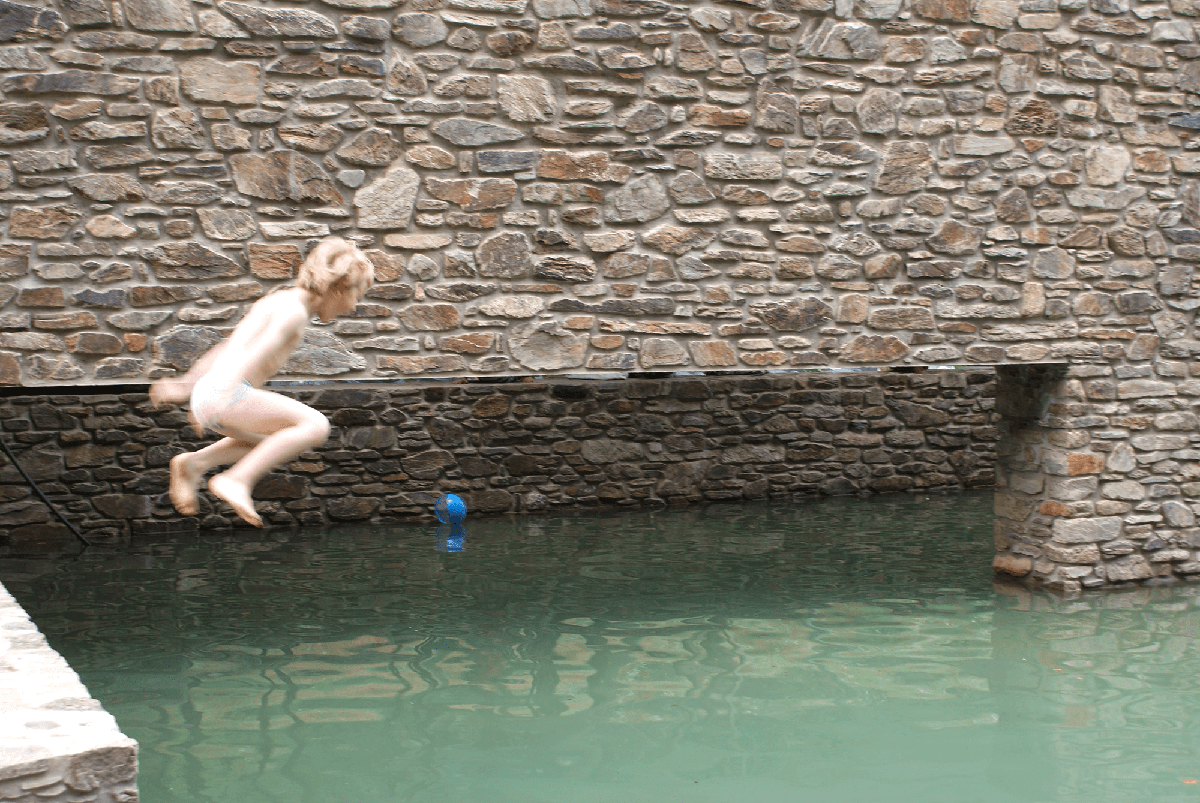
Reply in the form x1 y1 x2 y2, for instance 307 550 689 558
300 410 330 444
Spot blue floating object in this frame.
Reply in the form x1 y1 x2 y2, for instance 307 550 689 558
436 523 466 552
434 493 467 525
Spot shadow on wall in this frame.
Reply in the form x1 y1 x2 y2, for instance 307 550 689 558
0 369 997 547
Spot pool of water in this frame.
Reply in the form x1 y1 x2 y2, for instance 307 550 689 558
4 492 1200 803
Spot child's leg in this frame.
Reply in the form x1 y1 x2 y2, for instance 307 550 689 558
169 437 258 516
203 388 331 526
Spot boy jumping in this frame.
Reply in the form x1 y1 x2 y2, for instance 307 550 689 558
150 237 374 527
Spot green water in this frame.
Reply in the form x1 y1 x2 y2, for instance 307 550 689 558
5 492 1200 803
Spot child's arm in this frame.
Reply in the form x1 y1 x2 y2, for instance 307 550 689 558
150 340 230 407
149 293 308 406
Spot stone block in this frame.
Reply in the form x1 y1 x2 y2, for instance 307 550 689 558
1045 543 1100 564
1103 555 1153 582
993 553 1032 577
1051 516 1122 544
995 492 1035 521
1102 480 1145 501
1046 476 1096 501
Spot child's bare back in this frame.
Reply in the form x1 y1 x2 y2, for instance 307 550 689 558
209 290 311 387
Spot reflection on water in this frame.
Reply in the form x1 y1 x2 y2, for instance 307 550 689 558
4 492 1200 803
434 523 466 553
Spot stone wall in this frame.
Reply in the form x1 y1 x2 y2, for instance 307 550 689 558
0 370 996 544
0 0 1193 386
0 0 1198 590
993 363 1200 593
0 582 137 803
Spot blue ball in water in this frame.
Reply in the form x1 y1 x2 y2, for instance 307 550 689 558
434 493 467 525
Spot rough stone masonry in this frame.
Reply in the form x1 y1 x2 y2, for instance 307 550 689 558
0 0 1194 590
0 372 998 543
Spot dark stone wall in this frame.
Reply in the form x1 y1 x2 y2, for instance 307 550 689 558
994 363 1069 423
0 370 996 546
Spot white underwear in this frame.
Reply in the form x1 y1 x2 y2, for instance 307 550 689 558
189 376 252 434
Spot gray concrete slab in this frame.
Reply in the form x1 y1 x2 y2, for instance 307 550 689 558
0 582 137 803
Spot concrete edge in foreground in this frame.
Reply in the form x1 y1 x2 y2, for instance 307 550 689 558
0 582 137 803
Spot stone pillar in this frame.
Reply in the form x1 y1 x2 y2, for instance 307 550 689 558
993 364 1200 594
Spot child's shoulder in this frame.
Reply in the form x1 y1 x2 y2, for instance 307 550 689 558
254 285 299 306
249 287 308 320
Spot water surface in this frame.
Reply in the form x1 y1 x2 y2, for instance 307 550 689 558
5 492 1200 803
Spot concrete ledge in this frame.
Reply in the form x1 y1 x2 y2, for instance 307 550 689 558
0 582 137 803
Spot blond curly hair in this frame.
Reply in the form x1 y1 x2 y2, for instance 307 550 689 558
296 237 374 299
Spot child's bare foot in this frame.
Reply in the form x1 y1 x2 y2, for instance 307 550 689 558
169 453 203 516
208 473 262 527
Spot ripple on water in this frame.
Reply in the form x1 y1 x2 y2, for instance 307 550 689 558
4 492 1200 803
